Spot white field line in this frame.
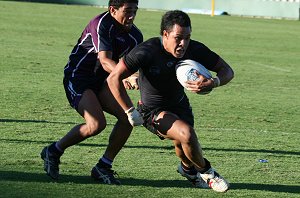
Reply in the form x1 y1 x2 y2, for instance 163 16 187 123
201 127 297 135
249 61 291 72
203 127 267 133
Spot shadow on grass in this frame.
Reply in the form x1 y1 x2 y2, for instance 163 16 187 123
0 170 189 188
0 170 299 193
0 138 174 150
0 118 117 126
231 183 300 193
1 137 300 155
2 118 300 155
1 118 300 155
0 118 79 125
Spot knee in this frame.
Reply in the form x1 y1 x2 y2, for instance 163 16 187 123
85 120 106 137
178 126 196 144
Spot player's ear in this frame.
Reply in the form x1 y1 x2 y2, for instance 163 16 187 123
109 6 117 15
163 30 169 38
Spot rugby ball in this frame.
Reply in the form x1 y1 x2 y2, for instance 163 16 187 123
175 59 212 87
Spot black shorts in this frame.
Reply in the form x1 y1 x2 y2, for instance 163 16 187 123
63 75 106 110
137 95 194 140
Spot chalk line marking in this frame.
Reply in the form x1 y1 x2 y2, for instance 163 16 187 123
249 61 291 72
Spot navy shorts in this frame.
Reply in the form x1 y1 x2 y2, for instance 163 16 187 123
63 75 106 110
137 95 194 140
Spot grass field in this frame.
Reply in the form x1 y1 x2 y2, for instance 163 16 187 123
0 1 300 197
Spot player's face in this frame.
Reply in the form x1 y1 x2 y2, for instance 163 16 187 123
163 24 191 58
110 3 138 31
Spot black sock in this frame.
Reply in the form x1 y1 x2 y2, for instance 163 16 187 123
198 158 211 174
181 162 198 175
98 158 112 169
48 142 63 156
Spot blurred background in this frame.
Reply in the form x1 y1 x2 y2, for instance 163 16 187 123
3 0 300 20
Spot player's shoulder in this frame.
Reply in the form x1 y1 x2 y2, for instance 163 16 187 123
91 11 112 28
131 37 160 56
131 24 142 34
98 11 111 20
188 39 207 49
130 24 143 41
127 38 160 62
143 37 161 48
186 39 213 55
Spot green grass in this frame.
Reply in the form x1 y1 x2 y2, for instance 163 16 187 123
1 1 300 197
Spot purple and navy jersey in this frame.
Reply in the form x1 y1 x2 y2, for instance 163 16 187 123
123 37 219 108
64 11 143 79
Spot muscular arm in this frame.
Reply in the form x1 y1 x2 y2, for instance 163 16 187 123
98 51 116 73
106 59 135 111
98 51 139 89
211 57 234 86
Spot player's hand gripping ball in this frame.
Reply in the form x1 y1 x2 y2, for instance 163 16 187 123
175 59 213 95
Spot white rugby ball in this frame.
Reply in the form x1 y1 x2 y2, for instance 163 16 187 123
175 59 212 88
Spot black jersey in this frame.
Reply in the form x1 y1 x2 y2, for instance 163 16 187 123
64 11 143 79
124 37 219 108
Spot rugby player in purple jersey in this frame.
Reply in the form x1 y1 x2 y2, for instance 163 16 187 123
107 10 234 192
41 0 143 185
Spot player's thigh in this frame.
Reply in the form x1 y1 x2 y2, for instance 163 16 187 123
77 89 106 124
155 111 193 141
97 82 126 119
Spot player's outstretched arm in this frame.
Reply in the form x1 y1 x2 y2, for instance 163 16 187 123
107 59 143 126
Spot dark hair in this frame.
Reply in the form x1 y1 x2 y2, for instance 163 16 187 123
160 10 191 35
109 0 139 9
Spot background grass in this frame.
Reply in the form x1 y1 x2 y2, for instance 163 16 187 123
0 1 300 197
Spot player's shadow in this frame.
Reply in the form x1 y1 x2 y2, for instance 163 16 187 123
1 137 300 155
1 118 300 155
0 170 299 194
0 138 174 150
0 118 119 126
0 118 78 125
230 183 300 193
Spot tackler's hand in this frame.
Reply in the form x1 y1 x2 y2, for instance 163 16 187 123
123 76 139 90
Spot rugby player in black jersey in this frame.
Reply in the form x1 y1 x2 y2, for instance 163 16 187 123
41 0 142 185
107 10 234 192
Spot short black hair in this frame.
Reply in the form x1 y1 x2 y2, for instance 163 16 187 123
109 0 139 9
160 10 191 35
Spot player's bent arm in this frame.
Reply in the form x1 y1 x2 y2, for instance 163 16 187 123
107 59 144 126
98 51 117 73
212 57 234 87
107 59 135 111
99 51 138 89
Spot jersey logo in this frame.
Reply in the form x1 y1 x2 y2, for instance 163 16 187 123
186 69 199 81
